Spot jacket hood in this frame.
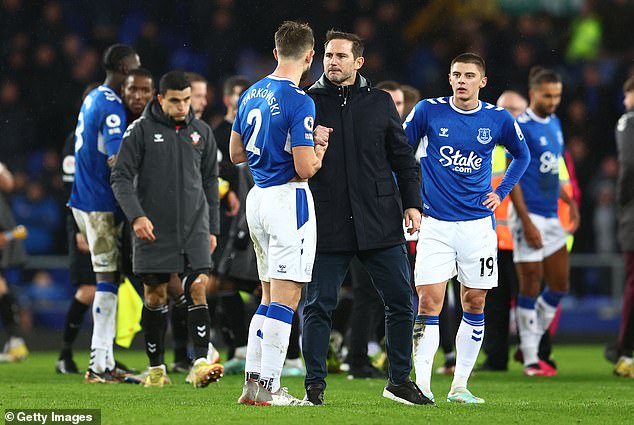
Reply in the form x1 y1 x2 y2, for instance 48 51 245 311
144 97 195 127
308 73 371 94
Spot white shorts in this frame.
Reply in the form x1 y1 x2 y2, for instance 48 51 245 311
246 182 316 283
414 215 498 289
71 208 121 273
509 209 568 263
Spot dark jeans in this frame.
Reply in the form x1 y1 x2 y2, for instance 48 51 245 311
303 244 414 388
619 251 634 356
347 257 384 368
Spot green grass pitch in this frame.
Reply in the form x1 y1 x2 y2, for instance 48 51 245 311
1 345 632 424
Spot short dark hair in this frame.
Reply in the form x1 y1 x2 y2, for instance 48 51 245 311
450 53 486 76
274 21 314 59
185 72 207 84
325 30 364 59
127 68 154 81
103 44 137 73
623 76 634 93
159 71 190 95
528 66 562 88
223 75 251 96
376 80 401 92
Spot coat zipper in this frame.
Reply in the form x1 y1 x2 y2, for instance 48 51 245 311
175 126 184 255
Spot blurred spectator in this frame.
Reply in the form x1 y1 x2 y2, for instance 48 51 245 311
0 78 34 164
11 178 62 254
591 156 619 253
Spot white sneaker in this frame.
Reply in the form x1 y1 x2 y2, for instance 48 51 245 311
237 380 259 405
254 386 313 406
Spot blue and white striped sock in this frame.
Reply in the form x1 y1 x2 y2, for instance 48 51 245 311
537 288 566 333
413 315 439 394
517 295 540 366
90 282 118 373
452 312 484 391
259 302 294 393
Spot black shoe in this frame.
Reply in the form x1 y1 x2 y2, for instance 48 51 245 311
347 363 385 379
304 383 325 406
84 368 120 384
383 380 434 405
56 358 80 374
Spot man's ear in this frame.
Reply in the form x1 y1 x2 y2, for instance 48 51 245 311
354 56 365 71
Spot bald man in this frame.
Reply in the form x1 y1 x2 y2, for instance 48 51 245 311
478 90 527 371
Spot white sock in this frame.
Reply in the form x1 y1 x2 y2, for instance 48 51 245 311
245 304 268 381
451 312 484 392
537 289 565 334
90 283 118 373
259 303 294 393
412 315 439 394
517 295 540 366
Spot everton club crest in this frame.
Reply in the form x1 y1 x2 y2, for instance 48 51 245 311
190 131 201 145
477 128 492 144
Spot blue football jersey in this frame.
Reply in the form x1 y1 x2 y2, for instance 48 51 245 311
69 85 126 212
515 108 564 217
403 96 528 221
232 75 315 188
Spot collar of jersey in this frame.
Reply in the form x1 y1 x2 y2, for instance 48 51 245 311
449 97 482 114
267 74 294 83
526 108 551 124
100 84 123 103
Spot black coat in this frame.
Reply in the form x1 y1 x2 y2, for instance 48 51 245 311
307 74 421 252
111 98 219 273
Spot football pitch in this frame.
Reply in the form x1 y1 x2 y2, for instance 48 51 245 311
1 346 631 425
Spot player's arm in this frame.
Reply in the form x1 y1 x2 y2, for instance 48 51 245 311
229 131 248 164
293 145 327 179
201 126 221 246
110 121 152 239
493 118 530 205
291 99 327 180
101 106 126 167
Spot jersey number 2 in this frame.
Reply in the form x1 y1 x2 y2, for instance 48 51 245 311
245 109 262 155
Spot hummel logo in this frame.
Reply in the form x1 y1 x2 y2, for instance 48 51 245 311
197 325 206 338
154 134 164 143
540 136 548 146
277 264 287 274
439 127 449 137
147 342 157 353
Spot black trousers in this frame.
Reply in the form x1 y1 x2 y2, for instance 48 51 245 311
303 245 414 388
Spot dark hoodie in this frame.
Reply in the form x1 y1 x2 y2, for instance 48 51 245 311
111 98 219 273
